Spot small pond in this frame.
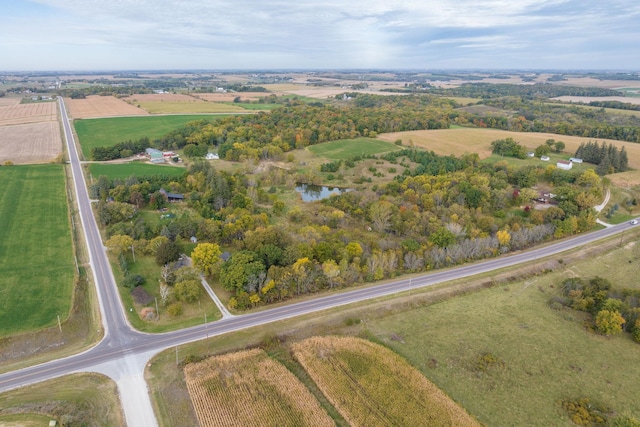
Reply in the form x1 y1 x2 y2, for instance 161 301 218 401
295 183 351 202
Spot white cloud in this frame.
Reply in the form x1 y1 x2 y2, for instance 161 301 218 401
1 0 639 70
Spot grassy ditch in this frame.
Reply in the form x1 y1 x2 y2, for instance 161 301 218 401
0 373 123 427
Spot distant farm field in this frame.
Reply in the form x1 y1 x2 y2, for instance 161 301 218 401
0 122 62 164
193 92 267 102
65 95 148 119
184 348 334 427
308 138 400 160
552 95 640 105
378 128 640 169
292 336 480 427
74 115 227 154
133 100 247 114
0 165 74 337
0 101 57 126
87 162 186 180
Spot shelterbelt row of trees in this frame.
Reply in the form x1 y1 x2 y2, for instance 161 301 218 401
96 145 603 309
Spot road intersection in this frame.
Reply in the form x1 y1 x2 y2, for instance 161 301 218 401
0 97 637 426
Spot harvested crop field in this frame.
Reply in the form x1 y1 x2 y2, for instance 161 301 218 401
292 336 480 427
0 122 62 164
0 97 21 108
0 102 57 126
607 170 640 188
379 128 640 169
192 92 267 102
65 95 148 119
124 93 197 102
184 348 333 427
552 95 640 105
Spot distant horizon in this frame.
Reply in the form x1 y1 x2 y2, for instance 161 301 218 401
2 1 639 72
2 68 640 75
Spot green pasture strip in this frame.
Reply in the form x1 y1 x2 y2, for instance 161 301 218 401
0 165 74 336
138 101 246 115
308 138 400 160
87 162 186 181
222 102 282 110
74 114 231 154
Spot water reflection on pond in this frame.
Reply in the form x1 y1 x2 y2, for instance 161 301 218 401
295 183 351 201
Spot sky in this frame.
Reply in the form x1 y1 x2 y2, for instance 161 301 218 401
1 0 639 72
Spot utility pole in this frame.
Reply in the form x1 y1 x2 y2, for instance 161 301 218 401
57 314 62 333
155 297 159 320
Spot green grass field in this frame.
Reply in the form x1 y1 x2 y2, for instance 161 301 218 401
222 102 282 110
137 101 246 114
74 114 231 154
0 373 123 426
308 138 400 160
368 241 640 426
87 162 186 181
0 165 74 336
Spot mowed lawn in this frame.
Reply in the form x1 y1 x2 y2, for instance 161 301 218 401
308 138 400 160
74 114 231 155
88 162 186 181
0 165 74 336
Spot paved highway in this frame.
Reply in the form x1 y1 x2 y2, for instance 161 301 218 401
0 97 637 426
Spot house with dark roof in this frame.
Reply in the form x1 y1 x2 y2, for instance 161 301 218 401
159 188 184 202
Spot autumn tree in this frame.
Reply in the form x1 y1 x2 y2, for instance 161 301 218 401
106 234 134 255
191 242 222 276
595 310 625 336
174 279 202 303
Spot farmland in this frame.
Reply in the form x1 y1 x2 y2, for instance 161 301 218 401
184 348 334 427
0 122 62 164
292 336 480 427
74 115 229 154
307 138 400 160
87 162 186 181
0 165 74 336
131 100 247 114
378 128 640 169
0 101 57 126
65 95 148 119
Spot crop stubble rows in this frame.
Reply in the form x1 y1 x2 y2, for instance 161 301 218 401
184 348 334 427
291 336 480 427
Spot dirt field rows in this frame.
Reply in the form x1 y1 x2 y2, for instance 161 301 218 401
0 102 57 126
65 95 148 119
0 122 62 164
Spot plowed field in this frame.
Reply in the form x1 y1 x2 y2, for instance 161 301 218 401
65 95 148 119
0 102 57 126
0 122 62 164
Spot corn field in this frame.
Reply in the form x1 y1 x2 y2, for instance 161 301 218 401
183 348 334 427
291 336 480 427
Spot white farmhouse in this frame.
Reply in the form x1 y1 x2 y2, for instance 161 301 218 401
557 160 573 170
